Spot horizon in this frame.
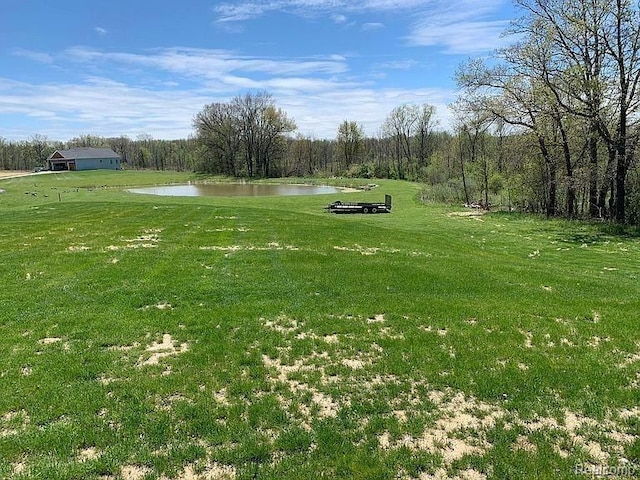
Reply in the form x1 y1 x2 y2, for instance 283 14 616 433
1 0 518 142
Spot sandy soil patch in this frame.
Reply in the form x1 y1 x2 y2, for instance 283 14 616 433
520 330 534 348
77 447 101 462
513 435 537 453
263 315 301 334
417 469 487 480
199 243 299 253
367 314 385 324
618 343 640 368
39 337 62 345
333 244 400 255
159 463 237 480
447 211 487 218
323 334 339 344
137 334 189 367
207 227 250 232
378 385 635 469
11 462 26 475
140 302 173 311
120 465 152 480
1 410 30 438
262 353 342 421
67 245 91 252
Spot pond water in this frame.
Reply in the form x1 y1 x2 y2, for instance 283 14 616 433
127 183 344 197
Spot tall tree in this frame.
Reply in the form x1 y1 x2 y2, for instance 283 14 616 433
382 104 419 179
415 104 438 168
336 120 364 171
194 92 296 177
193 102 241 175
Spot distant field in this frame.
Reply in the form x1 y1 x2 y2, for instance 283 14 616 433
0 171 639 479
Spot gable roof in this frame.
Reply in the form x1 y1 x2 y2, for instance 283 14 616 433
49 147 120 160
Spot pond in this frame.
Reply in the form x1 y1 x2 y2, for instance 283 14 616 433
127 183 345 197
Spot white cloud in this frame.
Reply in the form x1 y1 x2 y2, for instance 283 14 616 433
361 22 384 31
0 68 454 141
214 0 430 23
212 0 513 54
214 3 269 22
407 19 511 54
406 0 513 53
95 26 108 36
11 48 54 64
64 47 349 80
0 39 462 141
331 14 347 24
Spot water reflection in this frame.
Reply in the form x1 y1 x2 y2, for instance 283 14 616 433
127 183 343 197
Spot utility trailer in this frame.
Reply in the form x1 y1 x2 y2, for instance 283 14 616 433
325 194 392 214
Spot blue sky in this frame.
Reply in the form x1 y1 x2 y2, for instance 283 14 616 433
1 0 518 141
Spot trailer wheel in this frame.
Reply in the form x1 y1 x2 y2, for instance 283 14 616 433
362 207 369 214
371 207 378 213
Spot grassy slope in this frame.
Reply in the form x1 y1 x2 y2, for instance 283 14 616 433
0 171 639 479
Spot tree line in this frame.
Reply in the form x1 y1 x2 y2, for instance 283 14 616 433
1 0 639 223
456 0 640 223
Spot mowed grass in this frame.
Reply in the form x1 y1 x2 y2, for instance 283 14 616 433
0 171 639 479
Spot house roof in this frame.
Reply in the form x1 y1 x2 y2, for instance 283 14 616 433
49 147 120 160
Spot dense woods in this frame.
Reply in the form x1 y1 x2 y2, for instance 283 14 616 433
2 1 640 223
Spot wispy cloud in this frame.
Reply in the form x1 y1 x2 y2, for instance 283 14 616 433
95 26 108 36
0 45 455 140
63 47 349 82
406 1 512 53
213 0 512 54
11 48 54 64
331 14 347 24
214 0 429 23
408 19 511 54
361 22 384 31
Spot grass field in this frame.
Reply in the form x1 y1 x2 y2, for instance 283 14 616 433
0 171 639 479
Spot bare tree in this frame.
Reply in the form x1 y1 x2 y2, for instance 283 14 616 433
336 120 364 171
382 104 419 179
415 104 438 168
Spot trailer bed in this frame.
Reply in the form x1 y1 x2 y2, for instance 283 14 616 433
325 194 392 214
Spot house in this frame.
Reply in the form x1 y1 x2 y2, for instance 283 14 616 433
47 147 121 171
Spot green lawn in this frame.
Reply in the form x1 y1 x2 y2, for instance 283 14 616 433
1 171 639 479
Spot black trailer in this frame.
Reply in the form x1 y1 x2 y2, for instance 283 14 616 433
325 194 392 214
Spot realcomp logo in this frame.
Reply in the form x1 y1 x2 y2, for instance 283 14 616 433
574 462 638 477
